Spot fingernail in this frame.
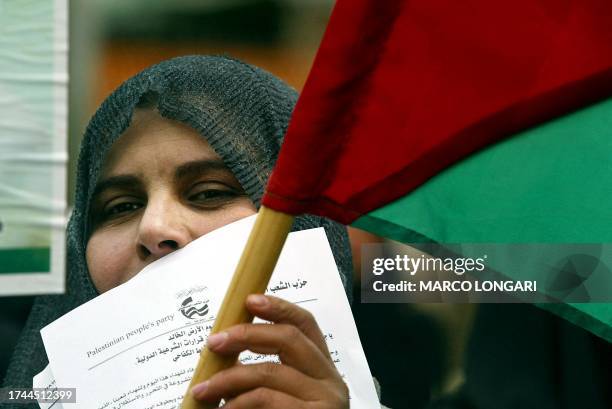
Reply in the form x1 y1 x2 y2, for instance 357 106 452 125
207 332 228 349
247 294 268 307
191 381 209 398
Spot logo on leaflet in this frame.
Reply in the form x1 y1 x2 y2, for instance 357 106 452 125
179 296 209 319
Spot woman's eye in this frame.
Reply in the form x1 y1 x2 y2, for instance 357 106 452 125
104 202 143 217
189 189 237 203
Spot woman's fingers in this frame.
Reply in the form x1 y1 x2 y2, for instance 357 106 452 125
223 387 306 409
191 362 323 402
207 323 335 379
193 295 350 408
245 294 331 358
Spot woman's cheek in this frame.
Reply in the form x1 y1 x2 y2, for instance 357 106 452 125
86 228 138 293
198 203 257 233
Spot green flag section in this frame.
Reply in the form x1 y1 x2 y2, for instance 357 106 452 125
353 98 612 342
542 303 612 344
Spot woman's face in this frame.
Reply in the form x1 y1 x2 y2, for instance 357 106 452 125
86 109 257 292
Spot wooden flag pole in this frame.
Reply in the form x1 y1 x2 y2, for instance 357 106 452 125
181 205 295 409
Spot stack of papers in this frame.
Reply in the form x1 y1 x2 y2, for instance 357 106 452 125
34 216 379 408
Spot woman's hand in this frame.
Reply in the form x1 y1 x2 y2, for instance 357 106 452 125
190 294 350 409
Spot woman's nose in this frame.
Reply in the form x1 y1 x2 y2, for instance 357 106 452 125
136 195 191 261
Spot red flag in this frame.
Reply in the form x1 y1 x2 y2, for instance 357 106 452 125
263 0 612 223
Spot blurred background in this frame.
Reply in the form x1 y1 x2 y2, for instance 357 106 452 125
2 1 476 407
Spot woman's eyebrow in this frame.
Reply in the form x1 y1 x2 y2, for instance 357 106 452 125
174 159 229 181
92 175 143 198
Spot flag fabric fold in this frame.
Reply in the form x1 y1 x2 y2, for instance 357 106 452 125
263 0 612 224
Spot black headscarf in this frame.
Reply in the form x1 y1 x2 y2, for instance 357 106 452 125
3 55 353 392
